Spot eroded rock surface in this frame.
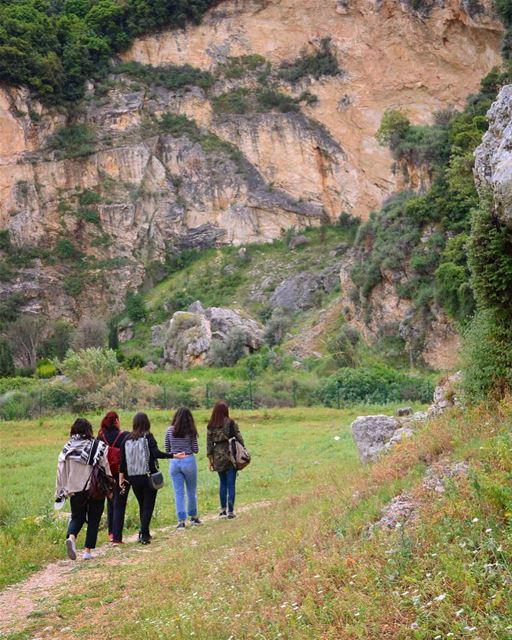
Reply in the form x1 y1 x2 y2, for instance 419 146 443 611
0 0 502 320
155 302 263 368
474 84 512 227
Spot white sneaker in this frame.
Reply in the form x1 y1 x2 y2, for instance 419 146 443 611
66 538 77 561
82 551 93 560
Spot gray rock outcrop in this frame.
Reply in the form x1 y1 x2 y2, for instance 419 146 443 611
427 371 463 417
474 84 512 227
155 302 263 369
269 265 341 312
351 415 402 463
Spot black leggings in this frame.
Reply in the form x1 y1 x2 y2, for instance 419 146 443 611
107 476 130 542
67 491 105 549
129 476 157 537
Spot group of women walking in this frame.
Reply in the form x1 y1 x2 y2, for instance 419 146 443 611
55 401 245 560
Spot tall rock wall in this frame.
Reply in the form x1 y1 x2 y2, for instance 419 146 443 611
0 0 502 321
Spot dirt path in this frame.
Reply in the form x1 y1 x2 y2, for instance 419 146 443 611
0 500 272 635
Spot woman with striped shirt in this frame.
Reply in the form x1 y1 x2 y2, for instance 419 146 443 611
165 407 201 529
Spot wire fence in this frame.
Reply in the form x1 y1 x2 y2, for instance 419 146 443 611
0 379 348 421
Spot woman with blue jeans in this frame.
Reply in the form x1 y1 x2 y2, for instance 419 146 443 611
206 402 245 519
165 407 201 529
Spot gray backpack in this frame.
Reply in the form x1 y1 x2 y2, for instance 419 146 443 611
124 437 149 476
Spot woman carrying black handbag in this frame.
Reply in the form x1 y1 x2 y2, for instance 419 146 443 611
119 412 185 544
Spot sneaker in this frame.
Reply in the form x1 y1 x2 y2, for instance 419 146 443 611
176 521 186 530
219 510 227 518
227 512 236 519
82 551 93 560
65 537 77 561
139 535 151 545
112 540 125 546
189 517 202 526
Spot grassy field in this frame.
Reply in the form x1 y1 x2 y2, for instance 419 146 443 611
0 405 407 589
3 402 512 639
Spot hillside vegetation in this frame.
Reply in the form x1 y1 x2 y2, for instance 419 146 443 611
0 0 218 104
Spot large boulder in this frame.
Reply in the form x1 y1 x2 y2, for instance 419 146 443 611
270 272 320 311
269 265 340 312
157 302 263 369
204 306 263 350
163 311 211 369
351 415 401 463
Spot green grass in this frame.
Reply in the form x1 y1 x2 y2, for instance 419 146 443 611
0 405 408 589
3 402 512 638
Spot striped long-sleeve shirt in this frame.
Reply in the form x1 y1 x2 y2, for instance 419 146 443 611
164 425 199 455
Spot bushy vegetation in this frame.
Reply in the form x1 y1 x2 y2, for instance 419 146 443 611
353 65 512 341
318 364 434 406
46 124 97 158
59 347 119 391
212 86 310 115
113 60 214 90
210 327 247 367
463 199 512 401
0 0 218 104
278 38 340 83
217 54 267 79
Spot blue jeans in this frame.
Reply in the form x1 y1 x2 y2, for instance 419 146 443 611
218 468 237 513
170 456 198 522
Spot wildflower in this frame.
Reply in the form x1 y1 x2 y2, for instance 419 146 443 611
434 593 446 602
472 517 479 523
334 436 340 441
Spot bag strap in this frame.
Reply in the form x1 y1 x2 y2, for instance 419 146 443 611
87 440 100 466
143 434 159 475
111 431 123 448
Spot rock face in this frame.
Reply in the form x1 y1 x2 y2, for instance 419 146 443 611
270 265 340 311
427 371 463 417
474 84 512 227
339 246 462 370
156 302 263 368
0 0 502 320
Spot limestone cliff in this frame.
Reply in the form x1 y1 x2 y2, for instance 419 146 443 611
474 83 512 225
0 0 502 323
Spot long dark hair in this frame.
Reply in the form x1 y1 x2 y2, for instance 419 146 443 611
172 407 198 438
98 411 120 436
207 401 230 428
130 412 151 439
70 418 93 439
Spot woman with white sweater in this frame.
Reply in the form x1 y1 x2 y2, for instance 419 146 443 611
55 418 111 560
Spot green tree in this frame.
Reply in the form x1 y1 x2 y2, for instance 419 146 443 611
0 339 15 377
125 291 147 322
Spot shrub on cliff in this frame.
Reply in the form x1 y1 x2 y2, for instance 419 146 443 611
278 39 339 83
464 201 512 401
113 61 214 90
